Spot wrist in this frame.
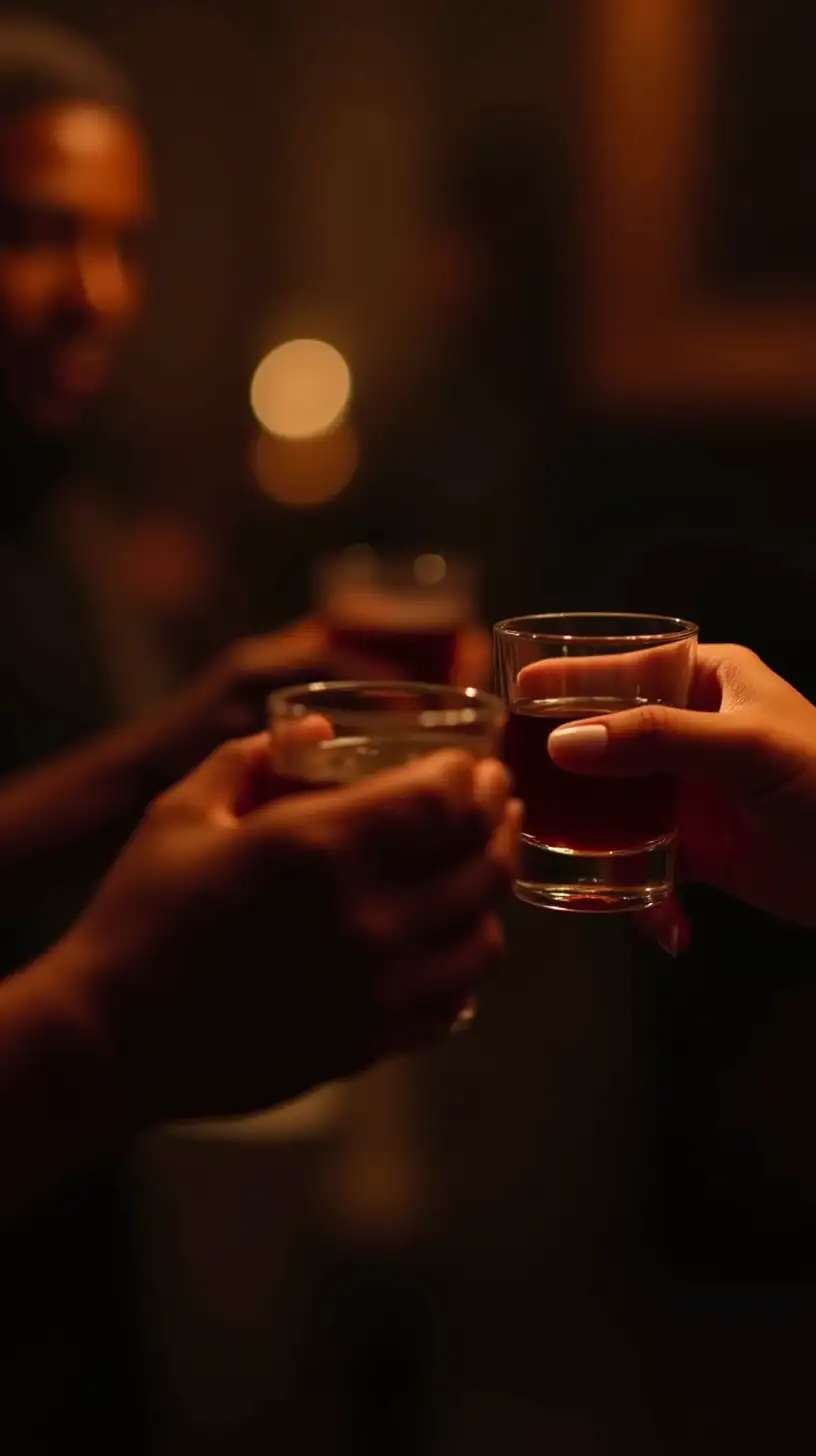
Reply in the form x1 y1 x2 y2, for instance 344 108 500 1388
44 926 170 1129
27 935 135 1113
0 938 141 1217
40 928 160 1131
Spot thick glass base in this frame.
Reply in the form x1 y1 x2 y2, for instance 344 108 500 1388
514 833 675 914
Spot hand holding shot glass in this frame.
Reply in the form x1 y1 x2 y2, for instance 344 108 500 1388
269 680 511 1028
494 614 698 913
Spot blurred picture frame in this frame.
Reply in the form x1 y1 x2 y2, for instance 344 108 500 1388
578 0 816 414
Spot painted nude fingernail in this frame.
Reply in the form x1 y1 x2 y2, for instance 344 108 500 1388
548 722 608 762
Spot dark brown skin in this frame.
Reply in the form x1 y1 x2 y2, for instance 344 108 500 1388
0 742 517 1219
0 101 150 429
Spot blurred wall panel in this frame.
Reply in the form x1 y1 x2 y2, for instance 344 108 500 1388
269 0 439 412
578 0 816 413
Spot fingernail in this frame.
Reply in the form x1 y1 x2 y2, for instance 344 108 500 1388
548 722 608 762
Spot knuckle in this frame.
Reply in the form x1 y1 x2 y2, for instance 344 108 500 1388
717 645 768 706
720 643 767 687
214 737 248 767
404 780 454 832
632 702 673 745
407 783 483 848
143 789 173 826
354 898 400 956
142 785 197 833
723 642 761 669
418 750 475 804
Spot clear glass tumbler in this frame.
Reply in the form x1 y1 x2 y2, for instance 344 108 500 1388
494 613 698 913
269 680 507 1028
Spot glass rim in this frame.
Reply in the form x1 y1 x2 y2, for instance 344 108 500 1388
493 612 699 646
268 679 505 722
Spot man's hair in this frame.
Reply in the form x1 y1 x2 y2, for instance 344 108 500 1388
0 17 135 122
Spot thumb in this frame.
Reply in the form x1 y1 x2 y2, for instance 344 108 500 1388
547 703 783 788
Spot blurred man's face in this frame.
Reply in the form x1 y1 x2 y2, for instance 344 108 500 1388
0 101 150 431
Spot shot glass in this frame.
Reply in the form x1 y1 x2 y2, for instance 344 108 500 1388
494 613 698 913
316 547 477 685
269 679 505 786
269 680 507 1029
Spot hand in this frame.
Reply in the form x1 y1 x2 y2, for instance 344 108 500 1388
135 618 402 782
60 739 518 1125
545 643 816 929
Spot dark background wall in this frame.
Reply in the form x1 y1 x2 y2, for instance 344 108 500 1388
15 2 816 1452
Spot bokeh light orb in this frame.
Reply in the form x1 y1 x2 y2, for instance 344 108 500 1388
250 339 352 439
251 421 359 508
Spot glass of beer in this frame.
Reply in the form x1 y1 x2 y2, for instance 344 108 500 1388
316 547 477 685
494 613 698 913
269 680 507 1028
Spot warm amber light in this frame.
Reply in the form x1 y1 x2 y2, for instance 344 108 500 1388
251 420 359 507
413 553 447 586
250 339 352 439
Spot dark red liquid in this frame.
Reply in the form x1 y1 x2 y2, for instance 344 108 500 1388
503 698 676 853
330 622 457 684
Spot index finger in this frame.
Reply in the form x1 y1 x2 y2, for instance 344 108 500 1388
344 750 507 877
247 750 506 879
515 639 696 709
519 642 795 716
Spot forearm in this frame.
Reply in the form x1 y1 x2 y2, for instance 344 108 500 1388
0 939 130 1221
0 721 162 905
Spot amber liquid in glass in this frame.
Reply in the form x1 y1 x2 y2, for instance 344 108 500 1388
504 697 676 853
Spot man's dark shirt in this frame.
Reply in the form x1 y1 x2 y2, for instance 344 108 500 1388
0 426 148 1453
